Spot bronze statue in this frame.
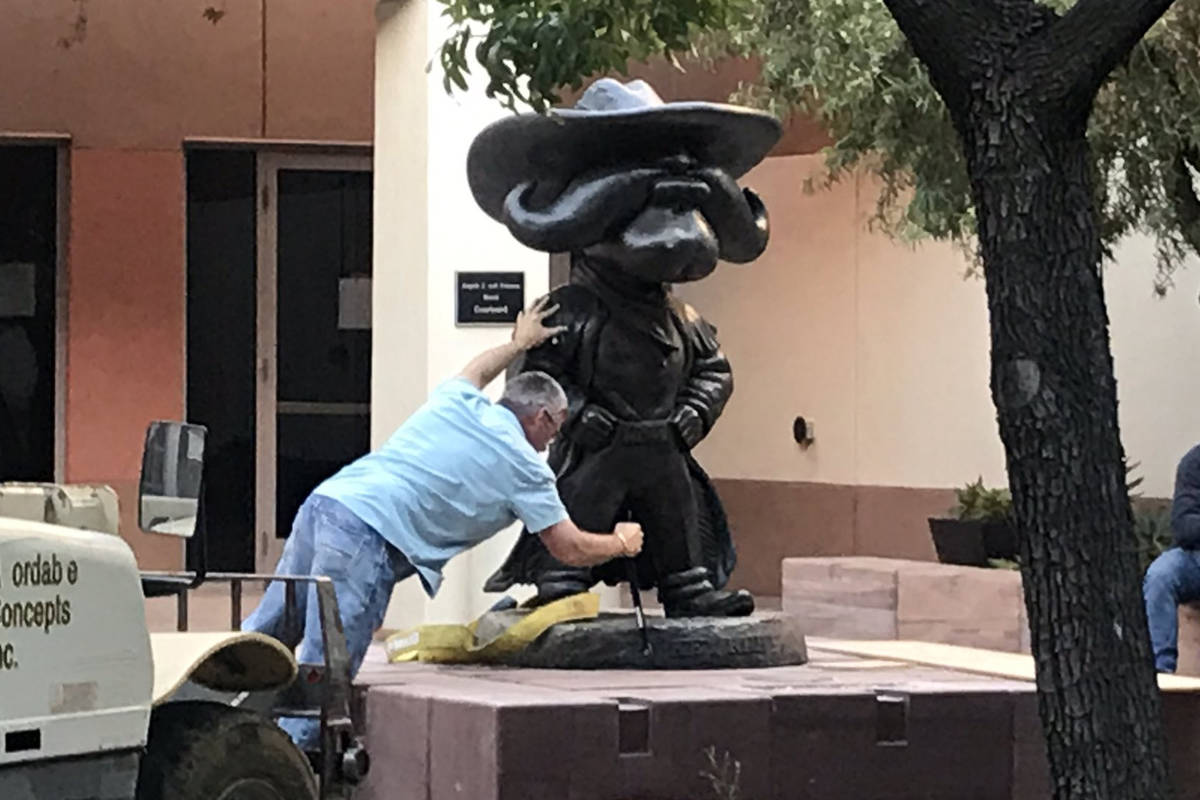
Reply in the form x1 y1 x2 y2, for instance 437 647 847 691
468 79 781 617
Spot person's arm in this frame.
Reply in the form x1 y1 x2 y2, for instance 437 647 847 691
537 519 644 567
460 296 566 390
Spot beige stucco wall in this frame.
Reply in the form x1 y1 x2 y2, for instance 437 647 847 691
373 0 624 628
1107 235 1200 495
677 154 1200 499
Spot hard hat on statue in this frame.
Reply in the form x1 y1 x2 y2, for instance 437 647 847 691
468 77 781 222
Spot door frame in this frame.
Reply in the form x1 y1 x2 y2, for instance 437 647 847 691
254 152 372 572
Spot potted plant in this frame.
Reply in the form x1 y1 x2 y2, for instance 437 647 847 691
931 463 1159 569
1127 461 1173 573
928 478 1017 567
1134 503 1173 573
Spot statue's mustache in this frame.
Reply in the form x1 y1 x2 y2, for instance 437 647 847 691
648 177 712 211
500 165 768 263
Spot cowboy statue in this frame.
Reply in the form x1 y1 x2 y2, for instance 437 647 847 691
469 78 781 618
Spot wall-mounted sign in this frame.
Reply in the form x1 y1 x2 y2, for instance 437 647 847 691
455 271 524 325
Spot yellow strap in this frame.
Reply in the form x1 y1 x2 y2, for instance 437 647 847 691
384 592 601 664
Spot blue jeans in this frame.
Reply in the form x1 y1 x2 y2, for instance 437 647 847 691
1143 547 1200 672
242 494 413 750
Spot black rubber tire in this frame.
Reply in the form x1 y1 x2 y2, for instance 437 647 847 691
135 701 318 800
500 613 808 669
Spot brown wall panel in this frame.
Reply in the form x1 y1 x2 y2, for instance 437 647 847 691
717 479 856 596
854 485 950 561
0 0 263 148
716 479 952 596
65 148 185 569
264 0 375 142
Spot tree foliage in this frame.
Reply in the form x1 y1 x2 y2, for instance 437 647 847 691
436 0 1200 292
722 0 1200 291
435 0 753 112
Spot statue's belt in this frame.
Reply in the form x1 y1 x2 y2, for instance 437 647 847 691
611 419 675 446
383 592 600 664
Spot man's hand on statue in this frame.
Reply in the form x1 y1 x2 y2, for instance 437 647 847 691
671 406 704 450
575 405 617 450
512 295 567 350
613 522 644 558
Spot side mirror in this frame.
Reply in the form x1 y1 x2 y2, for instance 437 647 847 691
138 421 207 538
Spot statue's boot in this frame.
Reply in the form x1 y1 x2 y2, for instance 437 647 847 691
523 568 595 608
658 567 754 618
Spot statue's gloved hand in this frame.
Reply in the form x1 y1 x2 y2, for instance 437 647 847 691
573 404 617 450
670 406 704 450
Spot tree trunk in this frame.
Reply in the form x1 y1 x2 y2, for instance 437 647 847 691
876 0 1181 794
960 82 1172 798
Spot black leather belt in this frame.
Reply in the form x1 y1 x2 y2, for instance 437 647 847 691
612 420 674 446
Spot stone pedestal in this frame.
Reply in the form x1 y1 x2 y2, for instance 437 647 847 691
354 641 1200 800
782 556 1028 653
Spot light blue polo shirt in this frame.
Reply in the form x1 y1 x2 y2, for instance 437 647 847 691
313 377 568 596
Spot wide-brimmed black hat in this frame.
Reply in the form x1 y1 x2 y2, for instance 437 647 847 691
467 78 783 221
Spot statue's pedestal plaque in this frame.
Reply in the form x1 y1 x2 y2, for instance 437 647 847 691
491 612 807 670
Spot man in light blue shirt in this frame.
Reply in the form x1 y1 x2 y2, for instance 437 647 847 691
243 298 644 751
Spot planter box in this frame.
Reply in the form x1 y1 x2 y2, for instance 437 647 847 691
782 556 1029 653
783 557 1200 676
928 518 1017 566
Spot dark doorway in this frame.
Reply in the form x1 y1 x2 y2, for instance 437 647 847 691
273 168 373 537
185 149 257 572
0 146 58 483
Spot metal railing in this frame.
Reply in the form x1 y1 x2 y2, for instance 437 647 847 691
140 570 368 798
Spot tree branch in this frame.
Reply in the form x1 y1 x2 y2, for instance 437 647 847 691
1046 0 1178 103
879 0 992 114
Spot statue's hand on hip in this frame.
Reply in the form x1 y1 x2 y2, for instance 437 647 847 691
671 406 704 450
574 405 617 450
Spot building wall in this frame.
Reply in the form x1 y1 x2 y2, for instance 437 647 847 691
0 0 375 567
65 150 187 568
675 154 1200 596
0 1 373 148
374 0 578 630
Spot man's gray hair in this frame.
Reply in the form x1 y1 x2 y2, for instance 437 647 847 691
500 371 568 418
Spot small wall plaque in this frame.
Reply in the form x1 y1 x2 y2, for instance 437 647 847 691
456 271 524 325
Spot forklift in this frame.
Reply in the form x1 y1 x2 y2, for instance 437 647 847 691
0 420 368 799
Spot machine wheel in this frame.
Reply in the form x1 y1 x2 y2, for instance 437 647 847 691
136 701 318 800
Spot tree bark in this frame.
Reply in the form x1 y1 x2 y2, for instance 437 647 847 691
966 107 1172 800
877 0 1179 796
